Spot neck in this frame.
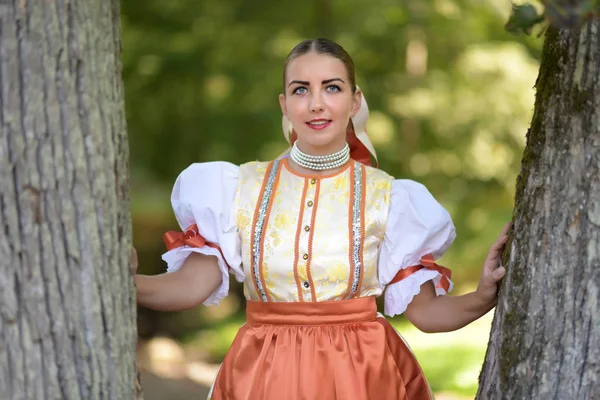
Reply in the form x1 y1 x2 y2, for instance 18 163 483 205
294 140 347 157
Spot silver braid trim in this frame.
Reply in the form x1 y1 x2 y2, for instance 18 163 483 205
346 162 364 299
251 160 280 302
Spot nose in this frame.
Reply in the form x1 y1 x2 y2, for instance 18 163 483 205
309 92 325 113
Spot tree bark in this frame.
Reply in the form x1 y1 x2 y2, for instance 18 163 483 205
477 21 600 400
0 0 138 399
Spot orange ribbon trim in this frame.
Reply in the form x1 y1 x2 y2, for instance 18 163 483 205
389 254 452 292
163 224 230 270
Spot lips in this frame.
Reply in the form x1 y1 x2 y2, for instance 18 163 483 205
306 119 332 130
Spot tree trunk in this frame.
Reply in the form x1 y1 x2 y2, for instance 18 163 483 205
477 21 600 399
0 0 139 399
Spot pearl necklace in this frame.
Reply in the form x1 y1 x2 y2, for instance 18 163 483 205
290 142 350 171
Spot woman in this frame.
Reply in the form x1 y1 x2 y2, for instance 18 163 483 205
134 38 509 400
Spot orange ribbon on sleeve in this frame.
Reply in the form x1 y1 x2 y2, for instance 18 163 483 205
389 254 452 292
163 224 230 270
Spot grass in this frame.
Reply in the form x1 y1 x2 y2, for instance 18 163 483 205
392 313 493 398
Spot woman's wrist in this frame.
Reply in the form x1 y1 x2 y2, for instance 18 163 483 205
134 274 157 305
470 290 497 314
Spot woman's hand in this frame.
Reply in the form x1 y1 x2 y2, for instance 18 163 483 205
131 247 139 276
475 222 511 305
405 222 512 333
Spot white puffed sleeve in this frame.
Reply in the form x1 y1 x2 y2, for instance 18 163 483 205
378 180 456 317
161 162 244 306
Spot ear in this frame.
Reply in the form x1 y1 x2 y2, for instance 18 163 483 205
279 93 287 116
350 88 362 118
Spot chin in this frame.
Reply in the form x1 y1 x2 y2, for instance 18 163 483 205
297 129 344 150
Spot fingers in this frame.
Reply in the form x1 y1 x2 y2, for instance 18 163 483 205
486 243 505 264
480 223 511 293
493 266 506 280
479 266 505 295
500 222 511 236
491 227 510 250
486 222 511 263
495 223 511 244
131 247 138 275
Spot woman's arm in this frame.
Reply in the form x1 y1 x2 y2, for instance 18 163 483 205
403 282 496 333
404 223 510 333
134 252 223 312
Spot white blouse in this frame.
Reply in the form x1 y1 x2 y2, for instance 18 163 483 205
162 161 455 316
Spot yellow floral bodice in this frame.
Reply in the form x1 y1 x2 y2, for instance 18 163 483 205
235 158 393 302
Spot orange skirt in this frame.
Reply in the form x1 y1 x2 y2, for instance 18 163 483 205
208 296 432 400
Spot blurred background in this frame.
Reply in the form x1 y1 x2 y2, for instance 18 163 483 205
123 0 541 398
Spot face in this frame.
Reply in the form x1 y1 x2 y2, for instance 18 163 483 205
279 52 362 155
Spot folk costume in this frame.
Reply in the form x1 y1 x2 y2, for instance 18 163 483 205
162 92 455 400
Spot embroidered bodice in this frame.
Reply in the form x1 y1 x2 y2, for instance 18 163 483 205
162 159 456 316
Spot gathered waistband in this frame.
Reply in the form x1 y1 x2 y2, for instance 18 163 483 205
245 296 378 325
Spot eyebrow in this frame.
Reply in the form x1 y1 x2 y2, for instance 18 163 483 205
288 78 346 87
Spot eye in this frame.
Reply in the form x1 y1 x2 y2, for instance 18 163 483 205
326 84 341 93
292 86 308 95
